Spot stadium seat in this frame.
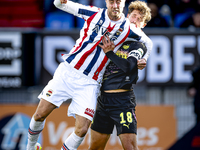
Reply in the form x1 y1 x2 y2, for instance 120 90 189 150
12 6 44 16
0 0 38 6
0 18 10 27
0 6 11 16
45 11 75 30
11 17 44 27
0 0 44 28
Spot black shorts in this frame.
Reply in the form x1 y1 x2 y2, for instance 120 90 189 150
91 91 137 136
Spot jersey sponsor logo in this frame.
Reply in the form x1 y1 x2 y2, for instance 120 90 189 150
116 50 128 59
46 89 53 97
84 108 95 118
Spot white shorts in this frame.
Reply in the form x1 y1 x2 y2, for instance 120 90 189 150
38 62 101 121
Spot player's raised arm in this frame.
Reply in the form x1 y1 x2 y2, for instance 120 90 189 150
100 35 146 74
60 0 67 4
53 0 99 20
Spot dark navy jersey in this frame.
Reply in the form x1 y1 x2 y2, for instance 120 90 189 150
101 41 147 91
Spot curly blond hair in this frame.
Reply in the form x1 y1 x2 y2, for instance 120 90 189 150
128 0 151 24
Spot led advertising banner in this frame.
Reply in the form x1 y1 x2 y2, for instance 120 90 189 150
0 32 22 88
0 104 176 150
39 29 200 86
0 29 199 87
0 31 37 88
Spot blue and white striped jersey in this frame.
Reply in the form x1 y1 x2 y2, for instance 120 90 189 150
54 0 152 83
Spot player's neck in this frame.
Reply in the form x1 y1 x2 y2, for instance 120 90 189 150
108 13 123 22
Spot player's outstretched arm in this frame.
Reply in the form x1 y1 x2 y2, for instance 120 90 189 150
99 36 145 73
60 0 67 4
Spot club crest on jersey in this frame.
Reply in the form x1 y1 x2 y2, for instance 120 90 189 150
116 28 123 35
46 89 53 97
123 44 130 50
84 108 95 118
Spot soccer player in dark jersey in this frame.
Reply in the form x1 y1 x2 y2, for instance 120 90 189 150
89 1 152 150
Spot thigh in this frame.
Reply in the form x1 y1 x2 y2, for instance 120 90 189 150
119 133 138 150
89 129 110 150
34 98 57 121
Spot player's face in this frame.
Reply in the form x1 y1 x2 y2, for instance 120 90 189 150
127 10 146 28
106 0 126 21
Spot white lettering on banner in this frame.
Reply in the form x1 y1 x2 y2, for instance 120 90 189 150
0 77 21 88
146 127 159 146
137 127 159 146
47 122 159 147
42 34 199 84
47 121 67 145
109 126 121 145
147 36 171 83
0 32 22 76
0 59 21 75
173 36 195 83
43 36 75 75
0 48 21 60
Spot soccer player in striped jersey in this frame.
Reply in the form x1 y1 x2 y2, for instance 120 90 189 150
26 0 152 150
89 1 151 150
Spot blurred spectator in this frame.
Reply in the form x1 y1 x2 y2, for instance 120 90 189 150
180 12 200 28
168 0 200 27
187 64 200 125
159 4 172 26
168 0 196 18
77 0 106 8
148 0 167 8
146 3 170 27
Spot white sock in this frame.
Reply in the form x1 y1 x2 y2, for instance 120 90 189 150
61 131 85 150
26 117 45 150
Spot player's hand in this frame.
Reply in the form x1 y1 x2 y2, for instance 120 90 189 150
60 0 67 4
137 58 146 70
99 35 115 54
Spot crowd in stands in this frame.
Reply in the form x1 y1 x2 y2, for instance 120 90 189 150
44 0 200 29
0 0 200 29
